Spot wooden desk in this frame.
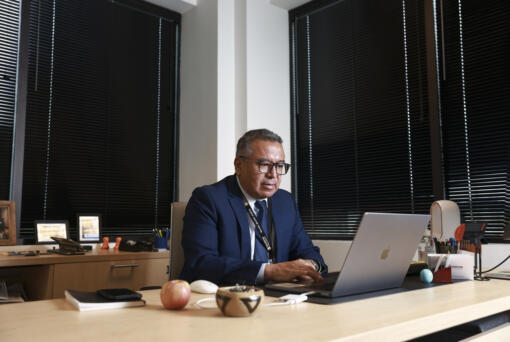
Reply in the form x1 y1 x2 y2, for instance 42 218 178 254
0 250 169 300
2 279 510 341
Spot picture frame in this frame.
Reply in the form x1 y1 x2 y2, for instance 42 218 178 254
76 214 101 243
34 220 69 244
0 201 16 246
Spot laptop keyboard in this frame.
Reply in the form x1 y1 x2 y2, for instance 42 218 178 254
300 272 339 291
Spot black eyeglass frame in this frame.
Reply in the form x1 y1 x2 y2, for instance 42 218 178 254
239 156 291 175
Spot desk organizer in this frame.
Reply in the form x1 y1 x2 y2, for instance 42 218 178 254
433 267 452 283
428 253 474 280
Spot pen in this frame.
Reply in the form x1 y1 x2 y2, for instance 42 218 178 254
433 237 440 252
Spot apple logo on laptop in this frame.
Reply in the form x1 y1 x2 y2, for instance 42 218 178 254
380 246 391 260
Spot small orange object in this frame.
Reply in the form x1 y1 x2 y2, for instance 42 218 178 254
101 236 109 249
114 237 122 250
454 223 466 243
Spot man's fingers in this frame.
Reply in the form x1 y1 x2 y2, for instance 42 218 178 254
264 259 324 282
305 269 323 282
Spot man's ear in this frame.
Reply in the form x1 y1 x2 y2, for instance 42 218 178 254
234 157 242 175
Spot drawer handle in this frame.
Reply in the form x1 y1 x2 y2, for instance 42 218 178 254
111 264 139 269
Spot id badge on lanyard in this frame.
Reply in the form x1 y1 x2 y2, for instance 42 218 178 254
242 196 275 263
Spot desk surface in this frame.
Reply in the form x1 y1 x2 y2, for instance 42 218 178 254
2 279 510 342
0 249 169 267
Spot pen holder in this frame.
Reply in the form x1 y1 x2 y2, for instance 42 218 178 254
155 237 168 250
437 245 458 254
428 253 474 280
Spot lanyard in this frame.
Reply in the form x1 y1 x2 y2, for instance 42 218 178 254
242 196 275 263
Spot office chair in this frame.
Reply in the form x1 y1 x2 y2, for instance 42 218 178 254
169 202 187 280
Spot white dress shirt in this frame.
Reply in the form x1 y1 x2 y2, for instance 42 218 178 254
236 176 268 283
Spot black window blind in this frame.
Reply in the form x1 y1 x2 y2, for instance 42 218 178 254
291 0 510 240
441 0 510 240
19 0 179 241
0 0 20 200
291 0 433 239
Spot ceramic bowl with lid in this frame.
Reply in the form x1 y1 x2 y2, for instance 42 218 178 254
215 285 264 317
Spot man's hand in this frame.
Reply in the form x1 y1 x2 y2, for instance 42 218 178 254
264 259 323 283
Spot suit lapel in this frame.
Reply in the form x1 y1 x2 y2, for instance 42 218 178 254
226 176 252 260
270 194 285 262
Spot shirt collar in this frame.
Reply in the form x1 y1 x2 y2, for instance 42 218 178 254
236 175 267 209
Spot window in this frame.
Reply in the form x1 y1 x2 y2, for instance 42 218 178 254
9 0 180 243
290 0 433 238
441 0 510 239
0 0 20 200
291 0 510 241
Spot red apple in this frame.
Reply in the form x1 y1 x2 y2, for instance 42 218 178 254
160 280 191 310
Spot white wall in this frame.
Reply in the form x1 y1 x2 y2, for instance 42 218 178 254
481 244 510 271
234 0 247 144
245 0 291 191
179 0 291 199
217 0 237 181
313 240 351 272
179 0 218 200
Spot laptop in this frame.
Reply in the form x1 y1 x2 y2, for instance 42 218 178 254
266 212 430 299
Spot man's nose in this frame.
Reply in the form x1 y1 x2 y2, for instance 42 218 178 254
266 165 277 177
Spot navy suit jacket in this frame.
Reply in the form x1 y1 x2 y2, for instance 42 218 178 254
180 175 327 285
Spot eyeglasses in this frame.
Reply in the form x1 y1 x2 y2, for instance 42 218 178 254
240 157 291 175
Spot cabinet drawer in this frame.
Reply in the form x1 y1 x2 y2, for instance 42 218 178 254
52 258 168 298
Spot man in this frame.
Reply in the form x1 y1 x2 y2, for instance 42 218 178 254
181 129 327 285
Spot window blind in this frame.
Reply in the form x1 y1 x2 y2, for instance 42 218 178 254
441 0 510 240
291 0 510 241
19 0 179 241
291 0 433 239
0 0 20 200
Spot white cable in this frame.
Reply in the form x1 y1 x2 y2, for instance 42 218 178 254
195 291 316 309
195 297 216 309
263 293 311 306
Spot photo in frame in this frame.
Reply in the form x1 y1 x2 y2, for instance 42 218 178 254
0 201 16 246
34 220 69 244
77 214 101 243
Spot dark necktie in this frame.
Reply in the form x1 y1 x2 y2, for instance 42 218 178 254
254 200 268 262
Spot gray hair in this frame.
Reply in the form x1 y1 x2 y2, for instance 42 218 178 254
236 129 283 157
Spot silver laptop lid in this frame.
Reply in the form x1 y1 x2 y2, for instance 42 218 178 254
332 212 430 297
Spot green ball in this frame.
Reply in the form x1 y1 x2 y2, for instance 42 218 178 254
420 269 433 283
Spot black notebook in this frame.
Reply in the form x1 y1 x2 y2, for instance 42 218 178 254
65 290 145 311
